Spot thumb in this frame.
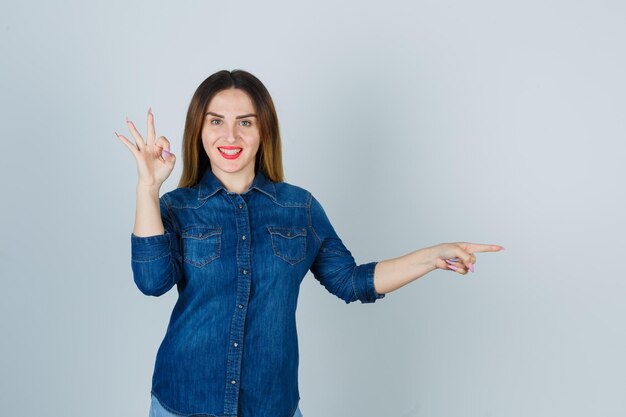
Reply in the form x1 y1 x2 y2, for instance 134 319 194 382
448 246 476 272
162 148 175 163
156 136 174 163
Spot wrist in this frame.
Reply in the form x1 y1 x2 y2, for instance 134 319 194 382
136 183 161 197
414 245 439 271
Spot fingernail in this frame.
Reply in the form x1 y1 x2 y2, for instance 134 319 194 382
501 247 505 250
148 106 152 115
114 131 119 137
448 264 459 271
126 116 130 123
469 263 474 273
163 149 170 158
445 259 454 264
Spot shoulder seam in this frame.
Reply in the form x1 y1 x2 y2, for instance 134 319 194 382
161 193 181 234
307 192 322 246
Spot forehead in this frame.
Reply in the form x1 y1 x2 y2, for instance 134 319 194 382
207 88 254 112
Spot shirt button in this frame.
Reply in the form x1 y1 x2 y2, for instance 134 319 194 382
243 269 247 275
238 204 243 208
238 304 243 308
231 380 237 384
242 235 246 240
234 342 238 347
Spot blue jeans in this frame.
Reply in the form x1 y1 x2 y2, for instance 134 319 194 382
149 394 304 417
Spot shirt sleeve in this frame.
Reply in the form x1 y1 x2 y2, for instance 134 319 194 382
130 193 183 296
308 193 386 304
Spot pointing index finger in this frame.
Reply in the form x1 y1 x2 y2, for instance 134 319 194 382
467 243 504 253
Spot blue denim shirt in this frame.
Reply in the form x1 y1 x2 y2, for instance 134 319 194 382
130 168 386 417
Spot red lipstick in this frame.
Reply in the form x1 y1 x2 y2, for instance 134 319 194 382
218 146 243 160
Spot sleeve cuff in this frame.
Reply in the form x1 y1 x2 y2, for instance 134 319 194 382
131 231 174 262
353 261 386 303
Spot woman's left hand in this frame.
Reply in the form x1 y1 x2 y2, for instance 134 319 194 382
431 242 504 275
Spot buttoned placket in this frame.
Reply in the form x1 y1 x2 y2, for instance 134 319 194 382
224 191 252 417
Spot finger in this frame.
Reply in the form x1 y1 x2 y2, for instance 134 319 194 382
446 263 467 275
146 107 156 145
162 148 174 163
155 135 170 152
462 243 504 253
446 258 473 273
457 249 474 271
451 247 474 272
126 116 145 150
155 136 172 161
114 131 140 157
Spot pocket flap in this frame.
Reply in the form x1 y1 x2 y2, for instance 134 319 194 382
267 226 307 239
182 226 222 239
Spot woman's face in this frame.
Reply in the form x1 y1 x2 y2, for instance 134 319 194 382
201 88 260 179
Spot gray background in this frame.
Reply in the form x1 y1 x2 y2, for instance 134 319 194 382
1 0 625 416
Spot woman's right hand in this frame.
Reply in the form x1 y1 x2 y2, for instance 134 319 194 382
114 107 176 190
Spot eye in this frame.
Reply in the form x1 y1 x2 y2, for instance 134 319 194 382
210 119 221 125
240 120 251 127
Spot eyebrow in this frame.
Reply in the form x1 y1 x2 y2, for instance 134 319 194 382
205 111 257 119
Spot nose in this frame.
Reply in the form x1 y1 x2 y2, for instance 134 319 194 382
225 122 239 143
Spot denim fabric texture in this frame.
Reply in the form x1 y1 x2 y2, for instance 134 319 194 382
131 168 385 417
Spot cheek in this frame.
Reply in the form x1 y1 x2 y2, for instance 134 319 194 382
201 136 217 156
201 132 218 147
249 141 261 154
250 132 261 149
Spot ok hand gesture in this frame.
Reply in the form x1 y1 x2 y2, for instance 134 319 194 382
114 107 176 189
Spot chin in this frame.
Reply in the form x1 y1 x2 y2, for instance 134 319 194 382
213 161 254 173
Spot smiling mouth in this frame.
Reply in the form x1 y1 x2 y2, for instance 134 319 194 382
218 147 242 155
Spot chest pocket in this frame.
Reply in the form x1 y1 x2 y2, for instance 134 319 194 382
268 226 307 265
181 226 222 268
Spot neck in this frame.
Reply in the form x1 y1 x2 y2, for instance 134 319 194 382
213 167 256 194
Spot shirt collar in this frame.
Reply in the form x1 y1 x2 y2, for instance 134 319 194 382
198 168 277 201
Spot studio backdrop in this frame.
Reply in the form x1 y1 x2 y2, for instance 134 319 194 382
1 1 624 416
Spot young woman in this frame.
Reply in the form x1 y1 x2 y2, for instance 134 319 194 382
115 69 503 417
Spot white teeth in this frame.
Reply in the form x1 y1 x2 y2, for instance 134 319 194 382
219 147 242 155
